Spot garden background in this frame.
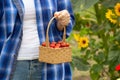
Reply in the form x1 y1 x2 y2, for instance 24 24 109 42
69 0 120 80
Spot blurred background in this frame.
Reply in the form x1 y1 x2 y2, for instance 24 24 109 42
69 0 120 80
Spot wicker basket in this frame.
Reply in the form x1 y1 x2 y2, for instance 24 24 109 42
39 17 72 64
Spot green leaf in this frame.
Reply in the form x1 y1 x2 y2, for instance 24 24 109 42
71 0 82 12
94 3 107 24
108 44 120 73
71 0 99 12
73 13 81 31
84 49 92 60
108 45 120 62
102 0 120 8
90 64 103 80
118 55 120 63
79 27 90 36
108 51 120 63
115 33 120 44
84 0 99 9
93 52 105 64
72 56 90 71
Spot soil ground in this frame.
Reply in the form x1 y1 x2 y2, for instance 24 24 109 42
73 68 91 80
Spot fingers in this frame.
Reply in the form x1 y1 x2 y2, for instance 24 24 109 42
54 12 60 18
54 10 70 26
55 10 70 20
58 18 70 26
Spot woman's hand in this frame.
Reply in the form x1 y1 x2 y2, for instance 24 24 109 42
54 10 70 31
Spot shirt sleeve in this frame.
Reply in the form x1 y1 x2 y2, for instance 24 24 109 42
56 0 75 38
0 1 3 19
0 1 4 53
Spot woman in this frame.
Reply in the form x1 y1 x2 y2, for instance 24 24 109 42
0 0 75 80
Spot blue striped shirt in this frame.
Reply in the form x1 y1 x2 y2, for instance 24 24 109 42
0 0 75 80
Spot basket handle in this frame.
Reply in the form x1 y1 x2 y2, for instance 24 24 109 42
46 17 66 47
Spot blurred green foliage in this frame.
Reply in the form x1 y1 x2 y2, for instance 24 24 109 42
71 0 120 79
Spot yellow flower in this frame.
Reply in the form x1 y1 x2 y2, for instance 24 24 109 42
115 3 120 16
78 37 89 48
105 9 117 24
73 33 80 42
